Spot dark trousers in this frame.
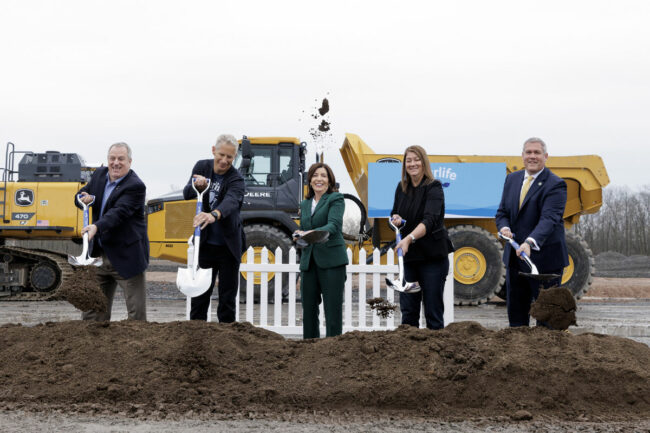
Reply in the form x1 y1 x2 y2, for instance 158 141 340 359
300 258 346 339
400 258 449 330
82 254 147 322
506 256 563 327
190 244 240 322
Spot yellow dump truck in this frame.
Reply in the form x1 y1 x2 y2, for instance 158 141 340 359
340 133 609 304
146 134 609 305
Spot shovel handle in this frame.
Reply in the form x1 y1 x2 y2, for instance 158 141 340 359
388 218 407 257
191 178 211 239
76 194 95 228
498 233 538 274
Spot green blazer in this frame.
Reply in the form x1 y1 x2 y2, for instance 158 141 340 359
298 192 349 271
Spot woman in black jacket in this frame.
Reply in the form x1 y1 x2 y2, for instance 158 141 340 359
390 145 454 329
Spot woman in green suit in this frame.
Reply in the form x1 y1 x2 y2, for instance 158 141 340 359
294 163 348 339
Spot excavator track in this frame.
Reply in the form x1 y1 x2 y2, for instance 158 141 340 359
0 246 77 301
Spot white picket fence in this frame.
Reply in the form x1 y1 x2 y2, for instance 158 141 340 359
187 247 454 336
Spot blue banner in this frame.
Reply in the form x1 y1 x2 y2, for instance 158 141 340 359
367 162 506 218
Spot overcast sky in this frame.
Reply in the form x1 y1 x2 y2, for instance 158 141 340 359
1 0 649 199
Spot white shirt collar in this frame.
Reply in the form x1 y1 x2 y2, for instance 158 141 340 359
524 167 544 182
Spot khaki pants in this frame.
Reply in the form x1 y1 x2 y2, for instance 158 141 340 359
82 254 147 321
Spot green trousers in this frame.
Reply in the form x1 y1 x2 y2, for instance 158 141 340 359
300 262 346 339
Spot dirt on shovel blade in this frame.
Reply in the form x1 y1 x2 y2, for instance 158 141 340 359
530 286 577 330
53 266 108 313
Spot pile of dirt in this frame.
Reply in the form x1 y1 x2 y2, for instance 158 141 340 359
530 287 577 330
1 320 648 421
53 267 107 313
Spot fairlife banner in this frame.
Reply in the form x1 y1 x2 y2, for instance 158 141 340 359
367 162 506 218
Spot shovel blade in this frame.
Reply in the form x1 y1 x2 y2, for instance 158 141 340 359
519 272 561 282
68 255 103 267
385 277 421 293
177 267 213 297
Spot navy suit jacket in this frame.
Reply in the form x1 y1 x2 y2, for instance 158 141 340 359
495 168 569 271
183 160 246 261
76 167 150 279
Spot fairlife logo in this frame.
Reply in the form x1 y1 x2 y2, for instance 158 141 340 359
433 166 456 188
15 189 34 206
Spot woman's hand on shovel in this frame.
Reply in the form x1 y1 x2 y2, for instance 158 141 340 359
390 214 404 227
396 237 413 255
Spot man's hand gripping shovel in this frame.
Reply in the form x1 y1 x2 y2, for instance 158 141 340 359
176 179 213 297
498 233 560 282
68 195 103 267
385 218 420 293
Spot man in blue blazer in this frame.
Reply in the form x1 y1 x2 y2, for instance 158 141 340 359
495 137 568 327
183 134 246 322
76 142 149 321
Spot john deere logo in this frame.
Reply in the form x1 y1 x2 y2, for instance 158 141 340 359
15 189 34 206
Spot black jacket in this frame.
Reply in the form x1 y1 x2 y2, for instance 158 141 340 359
183 160 246 261
390 179 454 262
75 167 150 279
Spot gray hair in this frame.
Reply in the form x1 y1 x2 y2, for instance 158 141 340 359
215 134 239 152
523 137 547 153
108 142 132 160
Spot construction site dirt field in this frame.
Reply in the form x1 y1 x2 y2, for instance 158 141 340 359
1 275 649 432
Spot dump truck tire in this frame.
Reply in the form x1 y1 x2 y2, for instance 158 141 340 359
561 232 594 299
240 224 293 303
448 225 505 305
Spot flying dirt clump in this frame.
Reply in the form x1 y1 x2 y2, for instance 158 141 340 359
318 119 330 132
305 96 333 142
318 98 329 116
367 297 398 318
53 266 107 313
530 286 577 330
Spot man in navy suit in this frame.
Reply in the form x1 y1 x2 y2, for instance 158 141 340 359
76 142 149 321
183 134 246 322
495 137 568 327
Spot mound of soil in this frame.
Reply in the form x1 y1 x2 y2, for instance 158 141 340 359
1 321 648 421
530 287 577 330
53 267 107 313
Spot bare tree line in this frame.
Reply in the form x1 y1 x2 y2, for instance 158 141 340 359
574 185 650 256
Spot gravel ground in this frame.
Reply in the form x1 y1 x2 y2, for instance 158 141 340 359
1 410 649 433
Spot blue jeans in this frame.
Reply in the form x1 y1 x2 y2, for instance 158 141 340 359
400 258 449 330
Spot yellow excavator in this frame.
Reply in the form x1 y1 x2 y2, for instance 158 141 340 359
0 143 92 299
